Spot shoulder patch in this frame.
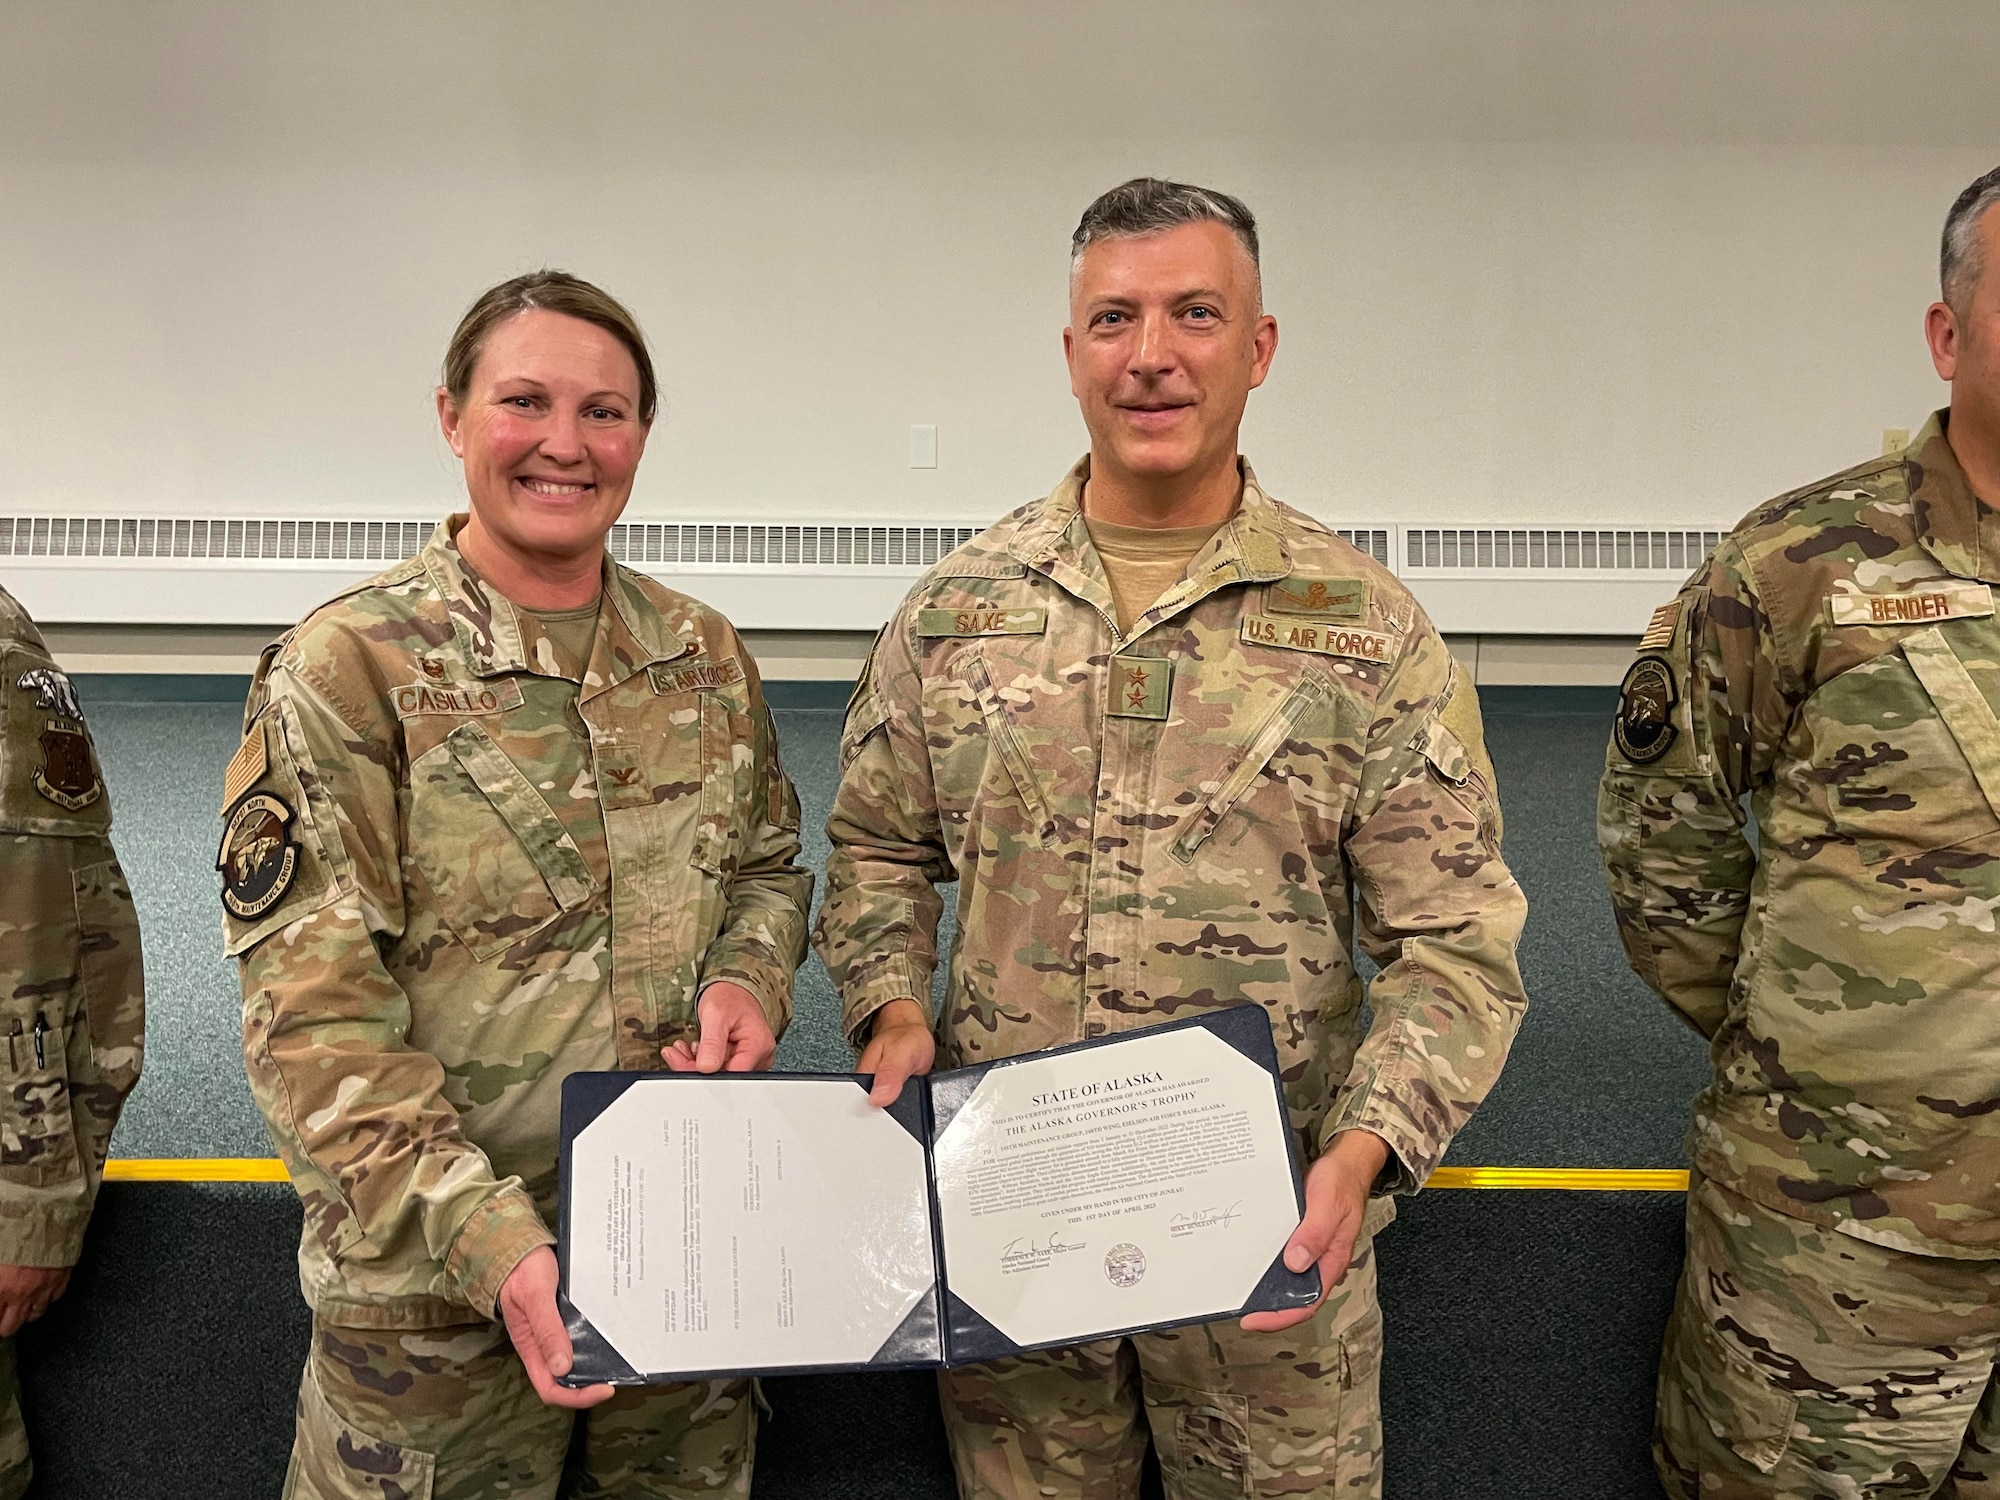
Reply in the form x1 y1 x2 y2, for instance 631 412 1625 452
1240 615 1395 664
390 679 526 720
16 665 101 811
218 791 300 919
915 607 1047 638
1638 600 1681 650
1614 657 1679 764
650 657 746 695
1825 580 1993 627
1265 577 1367 619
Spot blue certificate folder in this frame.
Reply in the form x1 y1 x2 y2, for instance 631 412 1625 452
558 1004 1320 1386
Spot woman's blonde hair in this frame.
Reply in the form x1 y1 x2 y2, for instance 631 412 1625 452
442 269 657 424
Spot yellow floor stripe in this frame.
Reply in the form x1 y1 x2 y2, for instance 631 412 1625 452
103 1160 1690 1191
105 1158 290 1182
1430 1166 1689 1192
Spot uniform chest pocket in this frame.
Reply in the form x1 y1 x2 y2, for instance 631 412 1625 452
693 692 757 878
1810 625 2000 864
1172 674 1333 863
963 653 1055 843
408 722 596 959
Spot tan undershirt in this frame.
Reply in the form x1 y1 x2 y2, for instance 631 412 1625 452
524 598 602 680
1083 517 1227 635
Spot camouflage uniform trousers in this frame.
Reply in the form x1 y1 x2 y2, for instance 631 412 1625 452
287 1318 753 1500
1658 1172 2000 1498
940 1233 1382 1500
0 1340 26 1500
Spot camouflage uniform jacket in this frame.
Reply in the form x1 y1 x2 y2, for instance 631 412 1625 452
1601 411 2000 1259
226 519 810 1328
815 461 1528 1188
0 585 144 1268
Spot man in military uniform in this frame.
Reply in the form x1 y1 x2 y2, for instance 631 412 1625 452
0 584 146 1499
1601 164 2000 1495
229 274 812 1497
815 179 1528 1499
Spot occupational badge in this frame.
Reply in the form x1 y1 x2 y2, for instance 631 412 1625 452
218 792 300 919
17 666 101 811
1614 657 1679 764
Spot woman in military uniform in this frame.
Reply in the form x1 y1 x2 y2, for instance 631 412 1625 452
223 271 811 1499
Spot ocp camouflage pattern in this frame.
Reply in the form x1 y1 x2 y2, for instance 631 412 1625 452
0 582 145 1270
228 519 810 1328
1656 1172 2000 1495
292 1315 754 1497
1601 410 2000 1258
815 460 1528 1187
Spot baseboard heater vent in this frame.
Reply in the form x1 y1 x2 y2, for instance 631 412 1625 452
0 515 1393 573
0 516 435 563
1403 528 1721 574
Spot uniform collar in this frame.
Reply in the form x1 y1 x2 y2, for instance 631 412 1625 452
421 517 690 688
1911 410 2000 585
1007 456 1292 636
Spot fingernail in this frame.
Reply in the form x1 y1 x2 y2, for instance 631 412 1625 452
1285 1247 1310 1272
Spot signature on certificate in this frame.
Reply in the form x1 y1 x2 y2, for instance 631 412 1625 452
1168 1201 1243 1237
999 1232 1087 1273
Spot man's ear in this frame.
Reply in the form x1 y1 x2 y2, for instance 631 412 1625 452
1926 301 1961 383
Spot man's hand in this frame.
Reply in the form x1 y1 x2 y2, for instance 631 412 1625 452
0 1265 70 1339
497 1245 613 1409
857 998 936 1107
661 981 777 1074
1240 1129 1391 1333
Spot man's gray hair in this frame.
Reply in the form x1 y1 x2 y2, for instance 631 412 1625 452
1071 178 1260 271
1942 165 2000 314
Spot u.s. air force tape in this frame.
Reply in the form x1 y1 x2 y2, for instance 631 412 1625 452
1239 615 1395 663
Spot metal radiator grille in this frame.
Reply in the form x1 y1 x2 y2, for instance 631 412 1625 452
1403 528 1721 572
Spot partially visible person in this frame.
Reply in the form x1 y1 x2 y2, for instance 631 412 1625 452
1602 164 2000 1495
225 271 810 1498
0 585 145 1499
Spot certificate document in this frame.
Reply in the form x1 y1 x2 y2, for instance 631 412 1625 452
558 1005 1319 1383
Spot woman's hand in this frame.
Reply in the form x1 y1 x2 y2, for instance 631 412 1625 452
857 998 936 1107
661 981 778 1073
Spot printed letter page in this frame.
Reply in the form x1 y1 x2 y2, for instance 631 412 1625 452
568 1079 935 1374
931 1026 1300 1350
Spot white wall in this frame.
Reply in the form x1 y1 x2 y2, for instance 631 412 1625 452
3 0 1998 532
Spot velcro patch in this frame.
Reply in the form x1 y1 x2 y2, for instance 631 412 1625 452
1265 577 1367 619
1107 653 1172 719
1240 614 1395 664
650 657 746 695
390 679 525 719
221 722 268 811
915 607 1047 638
1614 657 1678 764
1826 581 1994 627
218 791 299 920
1638 601 1681 650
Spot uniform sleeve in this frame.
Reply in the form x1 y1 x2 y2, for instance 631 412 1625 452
695 646 813 1036
1598 540 1777 1038
0 646 145 1268
1322 633 1529 1192
0 835 144 1267
229 654 552 1320
813 621 955 1046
